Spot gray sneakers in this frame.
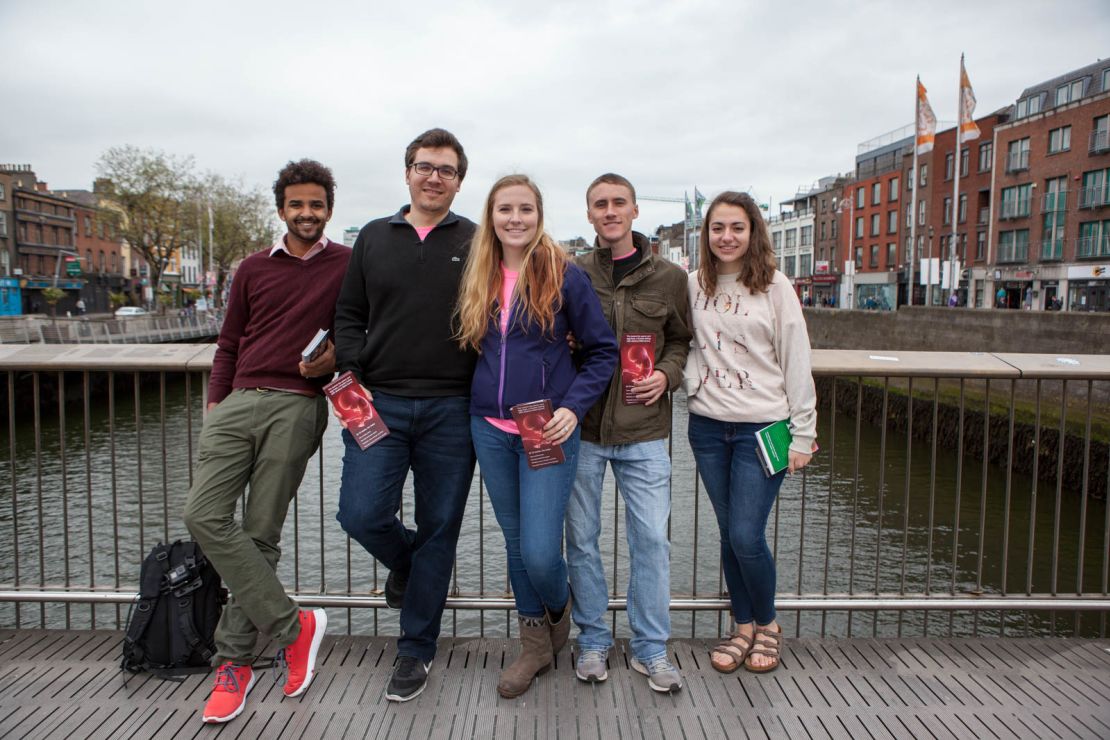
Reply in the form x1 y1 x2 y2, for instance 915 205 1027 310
575 648 609 682
630 655 683 694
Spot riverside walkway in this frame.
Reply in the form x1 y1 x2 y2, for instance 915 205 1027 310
3 629 1109 738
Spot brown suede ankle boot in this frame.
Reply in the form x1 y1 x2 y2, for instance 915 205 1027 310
498 615 553 698
547 592 572 655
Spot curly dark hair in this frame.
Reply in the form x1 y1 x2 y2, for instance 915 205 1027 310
273 159 336 211
404 128 468 181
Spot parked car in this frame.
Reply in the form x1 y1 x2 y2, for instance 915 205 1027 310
114 306 149 318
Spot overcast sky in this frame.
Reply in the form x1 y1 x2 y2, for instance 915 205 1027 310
2 1 1107 243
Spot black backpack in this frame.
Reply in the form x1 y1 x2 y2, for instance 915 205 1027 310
121 540 227 678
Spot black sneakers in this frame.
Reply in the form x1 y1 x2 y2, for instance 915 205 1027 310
386 655 431 702
384 570 408 610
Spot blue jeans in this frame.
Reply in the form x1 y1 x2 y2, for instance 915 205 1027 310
470 417 578 618
687 413 786 626
337 392 475 662
566 439 671 662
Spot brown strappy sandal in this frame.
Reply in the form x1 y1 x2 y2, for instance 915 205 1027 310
744 624 782 674
710 629 753 674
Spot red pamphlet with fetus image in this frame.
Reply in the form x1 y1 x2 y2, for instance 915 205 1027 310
323 371 390 450
621 333 656 405
509 399 565 470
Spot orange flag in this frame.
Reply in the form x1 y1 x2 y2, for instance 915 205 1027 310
916 78 937 154
959 55 980 143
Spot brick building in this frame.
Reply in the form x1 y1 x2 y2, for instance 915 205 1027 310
990 59 1110 311
0 164 85 315
811 174 850 306
54 188 127 313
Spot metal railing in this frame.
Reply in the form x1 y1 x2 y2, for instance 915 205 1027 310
1079 185 1109 210
1090 128 1109 154
0 314 221 344
0 346 1107 640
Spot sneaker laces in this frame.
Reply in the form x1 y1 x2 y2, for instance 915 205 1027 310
643 655 676 675
578 649 607 665
271 649 288 684
213 664 245 694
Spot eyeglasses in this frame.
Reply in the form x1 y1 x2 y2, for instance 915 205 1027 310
409 162 459 180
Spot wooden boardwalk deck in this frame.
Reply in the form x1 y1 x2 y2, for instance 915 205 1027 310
1 630 1109 739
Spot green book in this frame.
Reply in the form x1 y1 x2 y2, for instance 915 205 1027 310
755 420 792 476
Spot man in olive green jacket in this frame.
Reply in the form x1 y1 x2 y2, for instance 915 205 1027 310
566 173 691 694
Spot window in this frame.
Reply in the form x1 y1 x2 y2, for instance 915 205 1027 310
831 220 837 238
0 212 5 238
0 183 6 200
819 222 826 240
785 229 797 249
1000 184 1032 218
869 245 879 268
958 194 967 224
978 142 993 172
856 187 865 208
86 250 92 271
888 210 897 234
799 254 812 276
889 177 899 201
1055 79 1084 106
976 230 985 261
98 251 106 272
110 252 117 273
1103 68 1110 93
800 225 813 246
784 255 796 277
1006 138 1030 172
942 197 952 225
1047 126 1071 154
919 164 928 187
83 216 92 236
871 182 881 205
772 231 782 250
945 153 954 180
887 243 896 268
1092 115 1110 154
820 198 827 213
1042 179 1066 260
854 246 863 269
98 220 106 239
855 216 864 239
870 213 880 236
1015 95 1043 119
906 170 914 192
1080 169 1109 209
997 229 1029 262
918 199 927 225
1077 220 1110 259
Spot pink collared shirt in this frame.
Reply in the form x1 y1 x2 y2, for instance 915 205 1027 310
270 234 329 260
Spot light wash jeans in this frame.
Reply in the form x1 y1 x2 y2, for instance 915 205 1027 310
471 417 578 618
566 438 672 662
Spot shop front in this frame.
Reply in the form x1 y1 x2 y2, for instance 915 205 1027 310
1067 264 1110 312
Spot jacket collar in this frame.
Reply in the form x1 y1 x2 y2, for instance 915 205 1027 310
593 231 655 282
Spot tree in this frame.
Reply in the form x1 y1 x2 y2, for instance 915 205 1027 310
41 287 66 317
201 175 279 307
96 146 199 298
108 291 128 309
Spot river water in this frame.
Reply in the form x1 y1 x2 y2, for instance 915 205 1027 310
0 375 1105 639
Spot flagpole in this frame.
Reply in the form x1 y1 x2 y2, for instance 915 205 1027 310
909 76 920 307
949 56 963 306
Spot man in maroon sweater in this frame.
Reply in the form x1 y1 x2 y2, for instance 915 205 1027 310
184 159 351 724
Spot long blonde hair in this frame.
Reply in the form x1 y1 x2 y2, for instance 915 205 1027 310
697 191 776 297
455 174 567 351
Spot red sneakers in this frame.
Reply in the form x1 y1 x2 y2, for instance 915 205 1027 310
202 662 256 724
282 608 328 697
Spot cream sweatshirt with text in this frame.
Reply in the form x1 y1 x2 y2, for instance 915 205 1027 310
683 270 817 455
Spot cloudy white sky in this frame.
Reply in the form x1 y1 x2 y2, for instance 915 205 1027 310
2 1 1107 242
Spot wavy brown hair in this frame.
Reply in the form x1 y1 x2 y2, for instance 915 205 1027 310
455 175 567 351
697 191 776 296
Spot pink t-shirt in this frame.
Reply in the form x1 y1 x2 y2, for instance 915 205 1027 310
414 225 435 241
486 264 520 434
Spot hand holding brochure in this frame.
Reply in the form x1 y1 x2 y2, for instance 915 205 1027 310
510 399 566 470
324 371 390 450
621 333 656 405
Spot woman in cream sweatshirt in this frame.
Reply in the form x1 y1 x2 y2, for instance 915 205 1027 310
683 191 816 675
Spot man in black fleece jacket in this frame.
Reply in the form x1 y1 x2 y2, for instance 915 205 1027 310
333 128 477 703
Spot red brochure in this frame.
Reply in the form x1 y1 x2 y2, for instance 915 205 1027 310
509 399 565 470
621 333 656 405
323 371 390 450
